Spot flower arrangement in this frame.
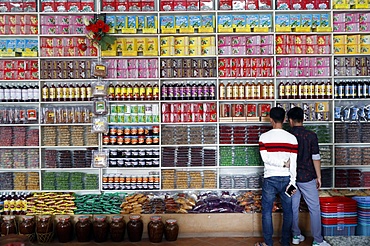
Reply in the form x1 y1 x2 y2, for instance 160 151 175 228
84 15 116 51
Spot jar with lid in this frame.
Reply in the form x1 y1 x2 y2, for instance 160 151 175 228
1 215 17 236
148 216 164 243
110 215 125 242
75 216 92 242
127 215 143 242
164 219 179 241
36 215 53 243
56 215 73 243
93 215 109 243
19 215 36 242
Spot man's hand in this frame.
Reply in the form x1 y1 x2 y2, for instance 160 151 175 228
316 178 322 189
284 158 290 168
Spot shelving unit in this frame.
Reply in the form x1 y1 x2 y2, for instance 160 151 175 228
1 0 370 193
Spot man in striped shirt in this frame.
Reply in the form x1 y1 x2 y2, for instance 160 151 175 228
256 107 298 246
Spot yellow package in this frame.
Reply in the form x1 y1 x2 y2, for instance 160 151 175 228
136 38 145 51
360 44 370 54
174 36 188 46
123 38 137 56
201 36 215 46
201 46 215 55
333 45 346 54
189 36 201 46
347 34 360 45
188 46 201 56
347 44 360 54
160 36 174 47
333 35 346 45
144 37 158 56
360 35 370 44
101 42 118 57
174 46 188 56
160 47 174 56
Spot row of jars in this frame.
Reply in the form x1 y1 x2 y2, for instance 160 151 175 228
0 214 178 243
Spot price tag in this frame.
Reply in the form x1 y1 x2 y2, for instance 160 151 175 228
161 28 176 34
121 28 137 34
253 27 269 32
295 27 311 32
143 28 157 34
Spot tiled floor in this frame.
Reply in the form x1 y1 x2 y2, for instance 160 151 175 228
1 236 316 246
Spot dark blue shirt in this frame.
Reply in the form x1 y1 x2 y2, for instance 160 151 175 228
289 126 320 182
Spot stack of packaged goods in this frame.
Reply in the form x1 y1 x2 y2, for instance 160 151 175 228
319 197 357 236
352 196 370 236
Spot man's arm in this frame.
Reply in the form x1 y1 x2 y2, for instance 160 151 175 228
288 143 298 186
313 159 321 189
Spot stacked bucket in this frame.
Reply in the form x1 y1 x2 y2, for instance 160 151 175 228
319 197 357 236
352 196 370 236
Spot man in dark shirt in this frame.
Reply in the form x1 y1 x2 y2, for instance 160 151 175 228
287 107 331 246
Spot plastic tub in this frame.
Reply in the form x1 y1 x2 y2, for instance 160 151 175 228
322 224 357 236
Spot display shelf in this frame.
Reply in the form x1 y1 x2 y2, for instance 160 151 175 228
1 1 369 193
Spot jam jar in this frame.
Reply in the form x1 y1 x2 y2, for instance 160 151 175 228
75 216 92 242
56 215 73 243
164 219 179 241
109 215 125 242
1 215 17 236
36 215 54 243
93 215 109 243
19 215 36 242
127 215 143 242
148 216 164 243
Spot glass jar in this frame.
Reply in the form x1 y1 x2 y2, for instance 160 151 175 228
164 219 179 241
19 215 36 242
75 216 92 242
1 215 17 236
36 215 53 243
93 215 108 243
56 215 72 243
109 215 125 242
127 215 143 242
148 216 164 243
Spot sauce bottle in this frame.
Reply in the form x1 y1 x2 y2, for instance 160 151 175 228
146 82 153 100
49 83 56 101
314 81 320 99
357 80 363 99
297 80 303 99
153 82 159 100
363 79 369 98
0 84 4 102
268 81 274 99
184 82 191 100
226 81 233 100
261 81 269 99
209 81 216 100
284 81 291 99
238 82 245 99
121 83 127 101
28 83 34 102
255 80 262 99
173 82 180 100
15 83 22 102
80 83 87 101
338 80 344 99
219 81 225 100
197 82 203 100
32 83 39 102
115 82 121 101
126 82 133 100
244 82 250 99
278 81 285 99
86 83 92 101
139 82 146 100
179 82 185 99
133 82 140 100
290 80 297 99
74 83 81 101
62 83 69 101
232 82 239 99
56 83 62 101
42 83 49 102
161 83 167 100
167 83 174 100
203 82 210 100
191 82 198 100
308 80 314 99
69 83 75 101
21 83 28 102
108 82 115 101
344 80 350 98
320 80 327 99
302 80 308 99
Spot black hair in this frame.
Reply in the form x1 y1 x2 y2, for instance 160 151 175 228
269 107 285 123
287 107 304 123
